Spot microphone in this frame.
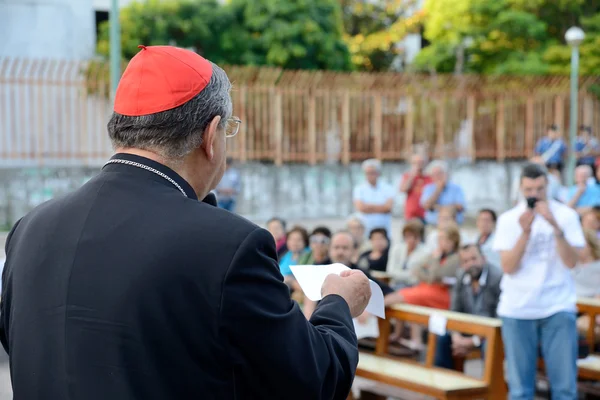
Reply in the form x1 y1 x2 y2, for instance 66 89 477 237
202 192 218 207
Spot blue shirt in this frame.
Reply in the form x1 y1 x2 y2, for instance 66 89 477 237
420 182 466 225
566 184 600 208
535 138 567 164
575 137 600 165
215 167 241 201
279 249 309 276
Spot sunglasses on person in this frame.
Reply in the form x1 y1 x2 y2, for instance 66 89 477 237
310 235 330 245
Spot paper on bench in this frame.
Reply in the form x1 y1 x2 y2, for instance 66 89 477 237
290 263 385 319
428 313 447 336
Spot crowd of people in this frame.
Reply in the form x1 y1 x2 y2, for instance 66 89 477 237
250 138 600 399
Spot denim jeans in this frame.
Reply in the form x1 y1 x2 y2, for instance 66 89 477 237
434 333 486 370
501 311 578 400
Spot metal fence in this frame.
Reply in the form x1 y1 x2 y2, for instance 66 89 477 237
1 57 600 167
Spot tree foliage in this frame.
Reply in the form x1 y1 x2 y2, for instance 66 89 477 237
413 0 600 76
97 0 352 71
341 0 424 71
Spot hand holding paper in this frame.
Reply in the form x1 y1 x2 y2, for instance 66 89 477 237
290 263 385 319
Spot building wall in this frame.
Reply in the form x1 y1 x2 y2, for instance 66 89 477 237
0 161 523 229
1 0 95 60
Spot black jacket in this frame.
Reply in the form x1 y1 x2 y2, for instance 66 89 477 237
0 153 358 400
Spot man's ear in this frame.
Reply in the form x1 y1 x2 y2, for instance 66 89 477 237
201 116 222 161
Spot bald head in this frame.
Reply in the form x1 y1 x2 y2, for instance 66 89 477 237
329 231 356 266
575 165 592 185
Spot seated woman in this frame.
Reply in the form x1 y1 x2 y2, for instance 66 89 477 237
297 226 332 266
425 206 457 251
386 219 429 289
356 228 390 273
384 223 461 349
573 230 600 346
278 226 309 292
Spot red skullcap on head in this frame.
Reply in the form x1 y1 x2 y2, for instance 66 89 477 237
114 45 213 116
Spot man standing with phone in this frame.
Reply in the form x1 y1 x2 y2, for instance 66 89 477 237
493 163 585 400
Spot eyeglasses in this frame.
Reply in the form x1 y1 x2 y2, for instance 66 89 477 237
225 117 242 138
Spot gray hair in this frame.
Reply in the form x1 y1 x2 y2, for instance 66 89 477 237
425 160 449 175
107 62 232 160
346 213 366 227
576 164 593 178
362 158 382 172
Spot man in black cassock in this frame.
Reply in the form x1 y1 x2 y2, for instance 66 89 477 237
0 45 371 400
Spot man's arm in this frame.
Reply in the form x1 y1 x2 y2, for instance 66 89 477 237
536 202 582 269
567 187 585 209
399 173 415 193
498 231 530 275
0 218 22 353
449 279 463 313
421 183 444 211
220 228 358 400
354 198 393 214
452 187 466 212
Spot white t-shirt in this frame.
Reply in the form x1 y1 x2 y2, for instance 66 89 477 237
353 181 395 236
493 200 585 319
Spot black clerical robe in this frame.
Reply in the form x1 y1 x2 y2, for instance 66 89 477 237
0 153 358 400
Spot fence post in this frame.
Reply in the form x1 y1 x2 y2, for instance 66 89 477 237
435 96 445 158
372 94 382 160
308 90 317 165
554 95 565 137
238 86 248 163
273 89 283 166
467 95 476 160
496 97 506 161
404 96 414 160
525 96 534 158
342 90 350 165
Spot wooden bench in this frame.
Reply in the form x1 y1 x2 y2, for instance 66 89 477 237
577 297 600 381
354 304 506 400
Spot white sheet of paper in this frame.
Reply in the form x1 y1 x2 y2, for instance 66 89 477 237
290 263 386 319
428 313 447 336
353 315 379 339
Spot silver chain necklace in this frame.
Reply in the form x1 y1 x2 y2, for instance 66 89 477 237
104 159 188 197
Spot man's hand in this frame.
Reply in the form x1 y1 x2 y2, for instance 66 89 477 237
356 311 370 325
451 333 474 356
436 178 446 189
322 270 371 318
577 183 587 193
535 201 558 229
519 209 535 233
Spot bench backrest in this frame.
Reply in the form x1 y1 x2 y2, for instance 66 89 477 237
377 304 505 397
577 297 600 352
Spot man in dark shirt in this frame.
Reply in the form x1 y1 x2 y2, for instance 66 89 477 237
434 244 502 369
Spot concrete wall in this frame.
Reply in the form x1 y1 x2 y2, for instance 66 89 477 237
1 0 95 59
0 161 524 229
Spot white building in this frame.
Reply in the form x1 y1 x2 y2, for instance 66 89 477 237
0 0 96 59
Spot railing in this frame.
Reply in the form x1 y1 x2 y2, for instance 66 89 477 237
1 57 600 167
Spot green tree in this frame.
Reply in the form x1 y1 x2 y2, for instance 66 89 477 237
97 0 232 63
97 0 352 71
412 0 600 76
341 0 424 71
223 0 352 70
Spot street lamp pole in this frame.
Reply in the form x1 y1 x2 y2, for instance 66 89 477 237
109 0 121 99
565 26 585 187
